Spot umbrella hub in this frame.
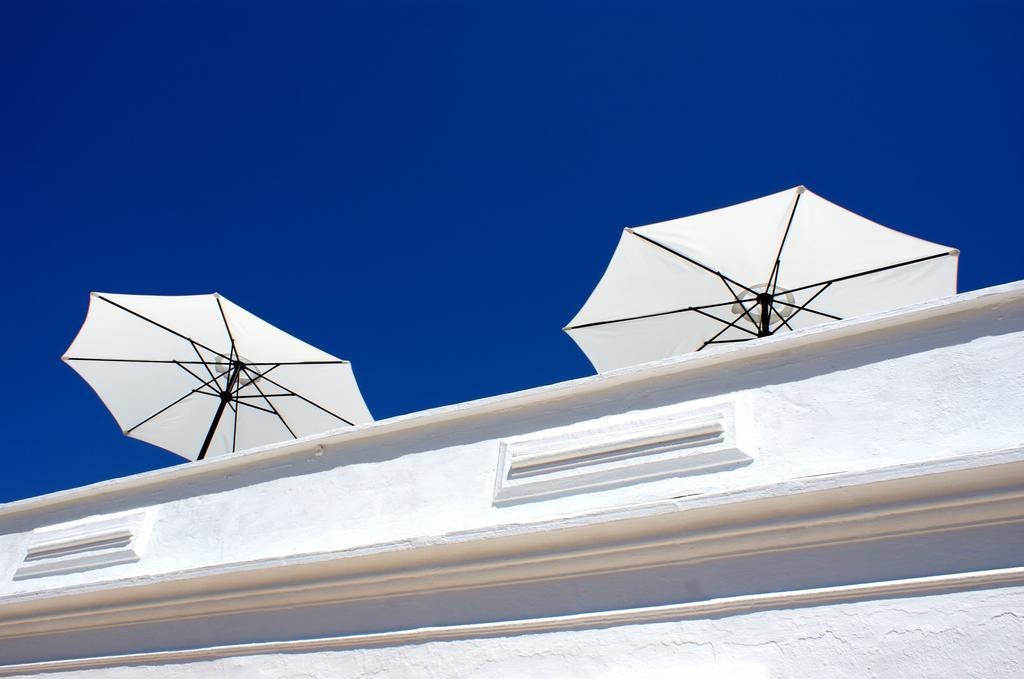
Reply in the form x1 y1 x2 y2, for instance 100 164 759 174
731 285 796 337
213 356 262 390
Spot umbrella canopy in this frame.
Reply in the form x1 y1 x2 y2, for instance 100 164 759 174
565 186 958 372
63 293 373 460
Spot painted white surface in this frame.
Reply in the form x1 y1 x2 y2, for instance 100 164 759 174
565 186 958 371
0 281 1022 676
492 397 754 504
6 585 1021 678
13 508 155 580
63 292 373 460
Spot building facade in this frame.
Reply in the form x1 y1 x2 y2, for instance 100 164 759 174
1 282 1023 677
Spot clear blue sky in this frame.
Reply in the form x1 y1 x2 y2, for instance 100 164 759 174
2 1 1021 503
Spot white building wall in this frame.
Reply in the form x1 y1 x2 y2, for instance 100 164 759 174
0 282 1022 677
16 587 1023 679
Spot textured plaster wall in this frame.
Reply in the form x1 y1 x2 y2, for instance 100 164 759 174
1 297 1022 596
15 587 1024 679
1 285 1023 676
3 518 1022 665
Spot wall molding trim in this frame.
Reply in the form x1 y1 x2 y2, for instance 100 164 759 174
0 447 1021 643
1 566 1021 676
13 509 155 581
493 399 754 504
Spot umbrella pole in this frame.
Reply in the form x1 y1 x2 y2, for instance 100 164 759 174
757 294 773 337
197 363 242 461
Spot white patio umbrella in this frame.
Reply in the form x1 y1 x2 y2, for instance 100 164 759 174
565 186 958 372
63 293 373 461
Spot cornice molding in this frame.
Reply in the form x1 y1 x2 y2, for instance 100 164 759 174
0 446 1021 641
2 566 1021 676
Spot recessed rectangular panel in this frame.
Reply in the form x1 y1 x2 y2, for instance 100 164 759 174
14 508 156 580
493 398 753 505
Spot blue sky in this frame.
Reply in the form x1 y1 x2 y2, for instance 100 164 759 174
1 1 1021 503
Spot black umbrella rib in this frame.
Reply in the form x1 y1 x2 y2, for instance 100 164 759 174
253 371 355 427
250 360 351 365
768 191 802 296
173 360 212 386
189 340 219 385
124 372 223 435
784 251 954 295
774 283 836 327
627 230 756 295
719 277 762 330
63 358 349 366
236 393 292 399
95 295 230 361
696 309 760 351
214 296 238 357
768 306 796 333
772 297 841 321
565 300 739 331
240 364 298 438
691 307 758 336
65 357 211 364
234 400 278 415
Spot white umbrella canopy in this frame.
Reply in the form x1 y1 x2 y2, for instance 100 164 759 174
566 186 959 372
63 293 373 461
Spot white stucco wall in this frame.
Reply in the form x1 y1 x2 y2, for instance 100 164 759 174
1 282 1022 677
14 586 1023 679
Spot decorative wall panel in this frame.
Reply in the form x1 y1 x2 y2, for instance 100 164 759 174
494 399 754 505
14 508 156 580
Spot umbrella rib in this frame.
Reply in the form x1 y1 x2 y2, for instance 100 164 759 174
124 372 222 435
250 360 351 365
240 364 298 438
237 393 292 398
254 363 282 379
691 307 759 336
627 230 756 295
253 371 355 427
773 284 836 326
719 277 761 330
565 300 740 331
64 358 211 364
214 296 238 357
768 305 796 333
767 190 802 296
63 356 224 382
173 360 214 387
703 338 753 345
772 297 841 321
95 295 230 362
62 358 348 366
784 251 954 295
235 400 278 415
189 340 219 386
696 309 759 351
